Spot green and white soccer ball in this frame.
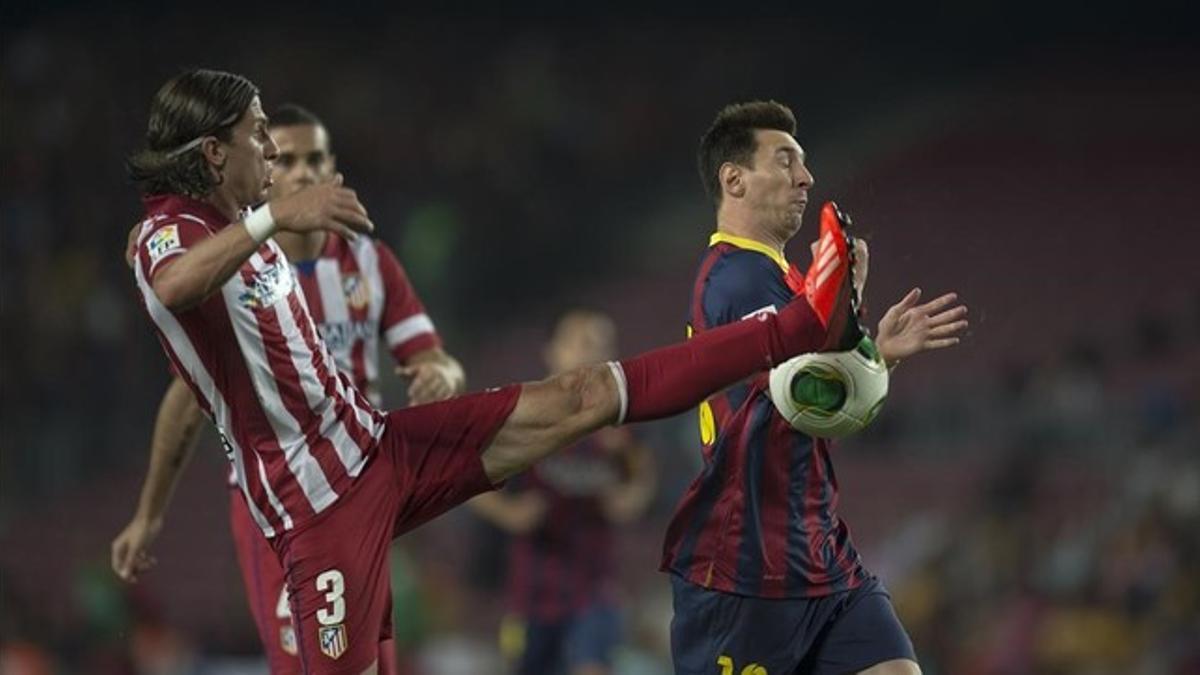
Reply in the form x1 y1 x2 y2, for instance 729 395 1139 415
768 337 889 438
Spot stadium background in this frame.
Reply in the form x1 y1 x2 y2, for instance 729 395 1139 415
2 2 1198 673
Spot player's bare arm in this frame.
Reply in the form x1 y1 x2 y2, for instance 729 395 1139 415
396 346 465 405
151 177 373 311
111 376 205 582
599 437 657 524
467 491 548 534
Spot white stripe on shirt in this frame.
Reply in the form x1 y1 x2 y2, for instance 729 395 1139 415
224 252 336 514
134 255 283 536
385 314 435 349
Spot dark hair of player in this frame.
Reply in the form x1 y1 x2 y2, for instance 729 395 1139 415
697 100 797 208
268 103 325 130
126 69 260 197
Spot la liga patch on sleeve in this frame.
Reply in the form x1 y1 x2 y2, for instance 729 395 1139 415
146 225 182 264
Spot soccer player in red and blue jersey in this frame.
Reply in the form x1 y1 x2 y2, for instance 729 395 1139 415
663 101 970 675
471 309 656 675
112 103 464 674
113 70 935 674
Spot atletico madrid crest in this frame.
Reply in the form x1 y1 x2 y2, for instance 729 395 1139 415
319 624 348 660
343 274 370 310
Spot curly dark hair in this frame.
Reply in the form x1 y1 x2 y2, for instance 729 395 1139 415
126 69 260 197
697 100 797 208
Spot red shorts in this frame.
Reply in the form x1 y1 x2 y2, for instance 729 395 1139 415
270 385 521 674
230 490 396 674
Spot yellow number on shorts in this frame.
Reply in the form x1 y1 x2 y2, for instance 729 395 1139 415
315 569 345 626
717 655 767 675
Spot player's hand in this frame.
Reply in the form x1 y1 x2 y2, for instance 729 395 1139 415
270 173 374 242
111 516 163 583
875 288 969 366
397 361 458 405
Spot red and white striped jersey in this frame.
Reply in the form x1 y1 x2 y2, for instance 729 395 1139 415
293 234 440 406
133 194 387 537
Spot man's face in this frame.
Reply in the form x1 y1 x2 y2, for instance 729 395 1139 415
216 96 279 207
739 129 815 241
545 314 617 374
267 124 335 200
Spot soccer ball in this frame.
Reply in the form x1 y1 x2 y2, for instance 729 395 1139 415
768 336 889 438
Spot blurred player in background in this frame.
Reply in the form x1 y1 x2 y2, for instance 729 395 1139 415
114 69 935 674
111 102 464 674
471 309 656 675
664 101 970 675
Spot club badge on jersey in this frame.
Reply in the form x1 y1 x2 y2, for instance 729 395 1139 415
342 274 370 310
319 624 348 660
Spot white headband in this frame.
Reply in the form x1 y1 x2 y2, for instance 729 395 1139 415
162 109 242 157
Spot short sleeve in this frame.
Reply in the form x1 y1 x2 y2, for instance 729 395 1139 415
376 241 442 362
701 250 795 329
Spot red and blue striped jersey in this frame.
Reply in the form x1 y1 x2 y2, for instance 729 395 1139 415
505 429 635 620
660 233 867 599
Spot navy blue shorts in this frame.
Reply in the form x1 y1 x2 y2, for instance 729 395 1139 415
509 603 621 675
670 574 916 675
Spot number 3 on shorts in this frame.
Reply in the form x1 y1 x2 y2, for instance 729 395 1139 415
315 569 345 626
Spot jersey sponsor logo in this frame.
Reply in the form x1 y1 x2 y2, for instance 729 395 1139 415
238 260 295 309
318 320 376 353
146 225 182 265
319 624 347 659
342 273 371 310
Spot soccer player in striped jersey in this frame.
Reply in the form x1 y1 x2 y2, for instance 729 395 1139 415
664 101 969 675
111 102 464 673
470 309 656 675
113 70 931 675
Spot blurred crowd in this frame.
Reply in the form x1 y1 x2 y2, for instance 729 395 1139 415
3 4 1198 674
